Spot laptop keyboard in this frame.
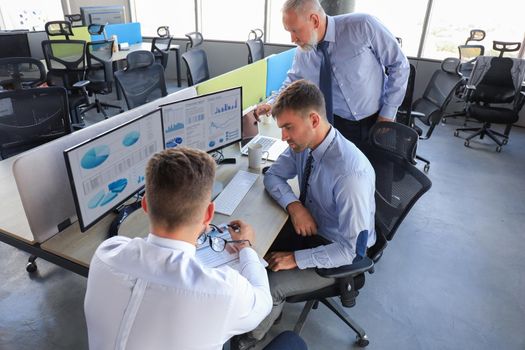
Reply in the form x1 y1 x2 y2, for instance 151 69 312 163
255 137 276 151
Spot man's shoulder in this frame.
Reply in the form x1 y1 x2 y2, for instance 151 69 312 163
329 132 374 176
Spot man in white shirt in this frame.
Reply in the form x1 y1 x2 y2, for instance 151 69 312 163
84 147 272 350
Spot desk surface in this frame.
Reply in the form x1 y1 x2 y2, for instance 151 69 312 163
112 42 181 62
0 156 34 244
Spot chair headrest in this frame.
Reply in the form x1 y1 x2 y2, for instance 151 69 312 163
126 50 155 70
441 57 460 75
88 24 105 36
157 26 170 38
45 21 73 37
248 29 264 41
185 32 204 49
369 122 419 163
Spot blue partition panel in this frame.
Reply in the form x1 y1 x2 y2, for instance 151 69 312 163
91 22 142 45
266 48 296 97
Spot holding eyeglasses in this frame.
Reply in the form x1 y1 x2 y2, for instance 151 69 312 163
197 220 255 253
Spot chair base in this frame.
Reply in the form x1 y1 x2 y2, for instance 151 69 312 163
294 298 369 347
416 155 430 172
79 97 123 119
455 123 511 151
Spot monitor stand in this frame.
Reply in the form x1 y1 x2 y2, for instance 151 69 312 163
212 181 224 200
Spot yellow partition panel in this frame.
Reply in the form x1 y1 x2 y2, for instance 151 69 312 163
196 59 267 110
49 26 91 57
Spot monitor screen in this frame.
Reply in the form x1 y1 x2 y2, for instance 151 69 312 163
160 87 243 153
64 109 164 232
80 5 126 25
0 33 31 59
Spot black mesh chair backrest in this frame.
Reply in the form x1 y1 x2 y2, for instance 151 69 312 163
86 40 114 90
181 48 210 86
114 50 167 110
41 40 87 89
396 63 416 126
45 21 74 39
472 57 515 104
368 122 432 241
0 57 46 90
151 36 173 69
0 87 71 159
246 28 264 64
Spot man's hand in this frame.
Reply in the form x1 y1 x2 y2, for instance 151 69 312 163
265 252 297 271
377 116 393 123
287 201 317 236
254 103 272 122
227 219 255 251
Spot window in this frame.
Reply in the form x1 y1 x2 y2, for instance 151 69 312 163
355 0 428 58
199 0 265 41
131 0 195 38
267 0 289 44
423 0 525 59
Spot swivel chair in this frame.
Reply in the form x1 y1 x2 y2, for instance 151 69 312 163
82 40 124 118
45 21 74 40
410 57 464 170
181 32 209 86
245 29 264 64
454 56 525 152
0 87 71 159
114 50 167 110
151 36 173 69
0 57 46 90
285 122 431 347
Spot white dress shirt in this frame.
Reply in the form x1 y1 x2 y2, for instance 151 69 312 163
84 234 272 350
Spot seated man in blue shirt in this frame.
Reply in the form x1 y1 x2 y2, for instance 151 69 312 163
256 0 409 151
231 80 376 349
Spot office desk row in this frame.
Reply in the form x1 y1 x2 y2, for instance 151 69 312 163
0 122 291 277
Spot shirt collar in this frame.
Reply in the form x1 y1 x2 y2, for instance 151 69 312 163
310 126 336 161
324 15 336 43
147 233 196 256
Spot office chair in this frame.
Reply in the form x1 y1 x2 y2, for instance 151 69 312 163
181 47 210 86
458 29 486 78
0 87 71 159
64 14 83 27
492 41 521 57
45 21 74 40
151 36 173 69
114 50 167 109
454 56 525 152
0 57 46 90
410 57 464 170
246 29 264 64
82 40 124 118
285 122 431 347
41 39 89 127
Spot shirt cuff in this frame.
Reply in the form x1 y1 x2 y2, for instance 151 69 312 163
294 249 315 269
279 193 299 210
379 105 398 120
239 247 260 263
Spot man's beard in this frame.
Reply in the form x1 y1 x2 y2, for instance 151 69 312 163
299 30 318 52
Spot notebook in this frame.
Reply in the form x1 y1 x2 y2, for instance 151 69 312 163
240 106 289 161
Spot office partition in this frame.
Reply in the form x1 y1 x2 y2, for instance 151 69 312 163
91 22 142 45
266 48 296 97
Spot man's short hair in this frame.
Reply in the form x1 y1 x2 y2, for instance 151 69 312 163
272 79 327 120
282 0 325 16
145 147 215 230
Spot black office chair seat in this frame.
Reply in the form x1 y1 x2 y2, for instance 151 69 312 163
470 86 515 104
467 104 518 124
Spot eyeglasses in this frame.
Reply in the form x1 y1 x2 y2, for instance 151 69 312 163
197 224 251 252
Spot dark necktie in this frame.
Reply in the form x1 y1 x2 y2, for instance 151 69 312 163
299 152 314 205
318 40 333 124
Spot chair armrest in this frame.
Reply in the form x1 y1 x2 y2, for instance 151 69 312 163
73 80 90 88
316 256 374 279
411 111 426 119
465 84 476 91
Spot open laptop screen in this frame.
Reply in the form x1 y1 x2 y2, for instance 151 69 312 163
241 106 259 148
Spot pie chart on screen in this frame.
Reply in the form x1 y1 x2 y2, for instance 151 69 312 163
81 145 110 169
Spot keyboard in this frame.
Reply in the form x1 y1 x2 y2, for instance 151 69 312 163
214 170 259 215
256 136 276 151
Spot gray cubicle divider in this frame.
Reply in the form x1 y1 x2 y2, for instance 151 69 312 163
27 31 48 60
13 86 197 243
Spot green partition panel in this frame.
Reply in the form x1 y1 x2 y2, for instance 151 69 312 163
196 59 267 110
48 26 91 57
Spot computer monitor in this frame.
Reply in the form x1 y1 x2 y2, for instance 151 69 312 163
0 32 31 59
64 109 164 232
80 6 126 26
160 87 243 153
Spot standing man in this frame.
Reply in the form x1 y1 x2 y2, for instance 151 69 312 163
232 80 376 349
84 148 272 350
256 0 409 151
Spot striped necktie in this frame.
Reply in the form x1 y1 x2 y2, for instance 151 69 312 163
299 152 314 205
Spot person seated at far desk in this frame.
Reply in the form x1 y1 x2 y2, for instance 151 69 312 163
231 80 377 350
84 147 272 350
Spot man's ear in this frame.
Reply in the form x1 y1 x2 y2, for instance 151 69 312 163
310 111 321 128
310 13 320 29
203 202 215 226
141 196 148 214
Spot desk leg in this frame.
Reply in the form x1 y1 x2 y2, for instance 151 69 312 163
113 61 122 100
175 48 181 87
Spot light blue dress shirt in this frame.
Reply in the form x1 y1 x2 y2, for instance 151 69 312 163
263 127 376 269
274 13 409 121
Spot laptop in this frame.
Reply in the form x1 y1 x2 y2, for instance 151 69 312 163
240 106 288 161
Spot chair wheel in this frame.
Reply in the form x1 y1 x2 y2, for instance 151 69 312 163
464 140 470 147
424 164 430 172
26 262 37 273
356 335 369 347
442 118 447 124
502 139 508 145
496 146 502 153
454 130 459 137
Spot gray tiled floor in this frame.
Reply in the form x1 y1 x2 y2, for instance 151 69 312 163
1 105 525 349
